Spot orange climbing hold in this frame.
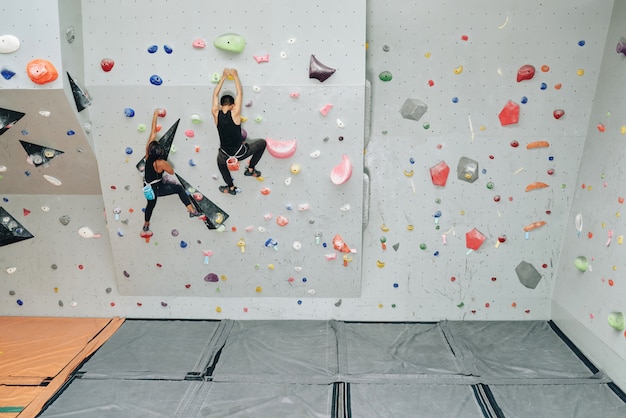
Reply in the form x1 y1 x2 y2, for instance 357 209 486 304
525 182 549 192
332 234 351 253
523 221 546 232
526 141 550 149
26 59 58 84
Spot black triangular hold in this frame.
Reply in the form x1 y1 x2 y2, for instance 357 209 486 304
0 207 34 247
176 174 229 230
19 140 64 167
0 107 25 136
67 72 91 112
136 119 180 173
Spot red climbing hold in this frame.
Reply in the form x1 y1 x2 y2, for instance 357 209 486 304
498 101 520 126
23 208 31 216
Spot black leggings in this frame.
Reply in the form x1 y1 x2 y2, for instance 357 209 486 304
217 139 267 188
144 181 193 222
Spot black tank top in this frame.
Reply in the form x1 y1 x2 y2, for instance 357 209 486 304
144 155 162 183
217 110 243 155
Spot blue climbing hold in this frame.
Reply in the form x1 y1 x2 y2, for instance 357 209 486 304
163 44 173 54
150 75 163 86
578 40 585 46
67 130 75 136
147 45 158 53
180 240 188 248
125 147 133 155
452 97 458 103
21 130 28 135
521 96 528 104
124 108 135 117
540 82 547 90
1 68 16 80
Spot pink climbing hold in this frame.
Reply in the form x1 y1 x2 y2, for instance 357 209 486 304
319 104 333 116
265 138 297 158
330 154 353 185
276 215 289 226
332 234 351 253
430 161 450 187
516 64 535 82
498 100 520 126
253 54 269 63
553 109 565 120
185 129 195 138
192 38 206 48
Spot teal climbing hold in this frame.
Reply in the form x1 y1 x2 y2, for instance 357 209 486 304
214 33 246 53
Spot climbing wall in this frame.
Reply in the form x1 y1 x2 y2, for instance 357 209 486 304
83 0 366 299
552 0 626 392
360 0 612 320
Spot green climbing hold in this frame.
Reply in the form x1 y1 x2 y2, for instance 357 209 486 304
608 312 625 331
379 71 392 81
214 33 246 53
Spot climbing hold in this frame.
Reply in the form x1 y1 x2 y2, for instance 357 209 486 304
192 38 206 48
525 182 549 192
457 157 479 183
214 33 246 53
1 67 16 80
523 221 546 232
608 312 625 331
185 129 194 138
26 59 58 84
400 98 428 121
0 34 20 53
430 161 450 187
515 260 542 289
147 45 158 53
44 175 62 186
577 69 585 76
276 215 289 226
333 234 351 253
516 64 535 82
309 54 336 82
527 140 550 149
330 154 353 185
453 65 463 74
319 103 333 116
124 108 135 117
253 54 269 63
379 71 392 81
617 41 626 56
574 256 588 272
597 123 606 132
204 273 219 282
498 100 520 126
541 65 550 72
150 75 163 85
100 58 114 72
163 45 173 54
266 138 298 158
466 228 486 251
553 109 565 119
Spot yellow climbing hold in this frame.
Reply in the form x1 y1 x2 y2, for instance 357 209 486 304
376 260 385 268
621 125 626 135
577 69 584 76
424 52 431 58
220 274 228 281
268 264 275 270
380 223 390 232
216 306 222 313
255 286 262 293
407 224 414 231
619 235 624 244
378 303 384 309
454 65 463 74
479 125 486 131
403 169 414 177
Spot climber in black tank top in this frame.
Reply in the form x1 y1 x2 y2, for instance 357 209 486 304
212 68 266 195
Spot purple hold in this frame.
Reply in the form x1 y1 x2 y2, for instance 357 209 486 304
204 273 219 282
617 41 626 56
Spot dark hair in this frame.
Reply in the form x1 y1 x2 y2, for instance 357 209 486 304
220 95 234 106
148 142 164 159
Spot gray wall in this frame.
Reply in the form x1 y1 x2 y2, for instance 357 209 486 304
1 0 625 387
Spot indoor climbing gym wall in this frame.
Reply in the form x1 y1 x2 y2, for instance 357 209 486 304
551 0 626 392
1 0 626 389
